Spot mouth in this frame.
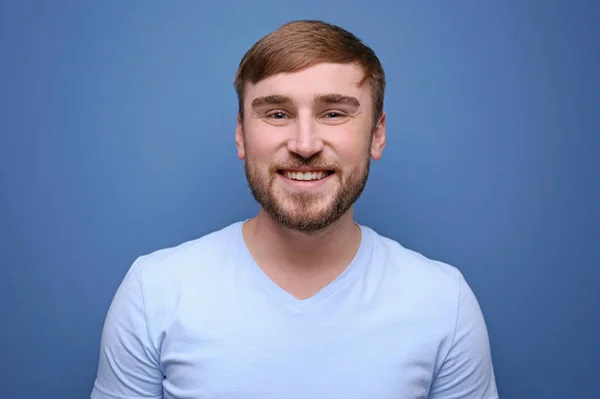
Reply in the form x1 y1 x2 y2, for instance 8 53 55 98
277 169 335 181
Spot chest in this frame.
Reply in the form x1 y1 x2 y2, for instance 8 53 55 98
158 297 439 399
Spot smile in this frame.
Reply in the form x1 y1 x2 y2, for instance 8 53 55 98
278 170 335 181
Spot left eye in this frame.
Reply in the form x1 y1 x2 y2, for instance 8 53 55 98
324 111 343 118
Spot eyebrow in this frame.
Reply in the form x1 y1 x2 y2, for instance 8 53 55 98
251 95 292 109
314 94 360 109
250 93 361 110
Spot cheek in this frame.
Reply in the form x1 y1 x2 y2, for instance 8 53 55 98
243 123 284 158
329 136 371 166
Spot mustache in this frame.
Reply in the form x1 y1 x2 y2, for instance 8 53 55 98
270 155 340 172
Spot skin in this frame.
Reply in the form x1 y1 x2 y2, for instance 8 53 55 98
235 62 386 299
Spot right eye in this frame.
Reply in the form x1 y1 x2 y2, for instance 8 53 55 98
266 111 287 119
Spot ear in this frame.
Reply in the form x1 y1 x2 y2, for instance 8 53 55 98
370 112 386 160
235 114 245 160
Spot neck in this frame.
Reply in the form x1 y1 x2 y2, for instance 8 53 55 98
244 207 361 273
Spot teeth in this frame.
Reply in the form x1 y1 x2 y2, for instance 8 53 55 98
283 171 329 181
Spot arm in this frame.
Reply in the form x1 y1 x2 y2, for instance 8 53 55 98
429 273 499 398
91 259 164 399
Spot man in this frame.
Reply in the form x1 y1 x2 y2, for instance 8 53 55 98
92 20 498 398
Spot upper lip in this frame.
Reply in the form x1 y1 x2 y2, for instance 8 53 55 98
279 167 333 172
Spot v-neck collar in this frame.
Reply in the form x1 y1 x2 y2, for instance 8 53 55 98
233 220 374 310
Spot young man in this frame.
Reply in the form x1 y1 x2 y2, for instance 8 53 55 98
92 20 498 399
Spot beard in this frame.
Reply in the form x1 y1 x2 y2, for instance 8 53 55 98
244 152 370 233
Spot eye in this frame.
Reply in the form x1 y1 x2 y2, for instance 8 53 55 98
323 111 344 118
267 111 287 119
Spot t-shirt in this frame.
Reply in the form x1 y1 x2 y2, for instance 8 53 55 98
91 221 498 398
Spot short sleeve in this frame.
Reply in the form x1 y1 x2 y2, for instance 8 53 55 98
428 272 499 398
91 258 164 399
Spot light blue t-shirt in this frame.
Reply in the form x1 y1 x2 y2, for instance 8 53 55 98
92 221 498 398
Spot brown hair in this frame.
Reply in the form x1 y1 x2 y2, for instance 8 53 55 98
233 20 386 126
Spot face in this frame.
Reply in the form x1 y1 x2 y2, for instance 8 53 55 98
236 62 386 233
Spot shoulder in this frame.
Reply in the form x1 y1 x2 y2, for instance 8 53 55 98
362 225 483 340
364 226 497 394
132 221 242 282
123 221 243 314
113 221 244 336
365 225 466 298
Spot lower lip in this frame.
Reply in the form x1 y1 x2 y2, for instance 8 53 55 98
277 172 335 189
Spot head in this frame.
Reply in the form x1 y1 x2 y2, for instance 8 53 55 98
234 20 386 233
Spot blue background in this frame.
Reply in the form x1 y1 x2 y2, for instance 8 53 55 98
1 1 598 397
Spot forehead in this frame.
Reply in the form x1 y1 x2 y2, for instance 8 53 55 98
244 63 371 107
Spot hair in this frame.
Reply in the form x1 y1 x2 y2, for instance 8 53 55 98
233 20 386 126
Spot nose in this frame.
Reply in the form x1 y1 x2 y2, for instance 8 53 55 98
287 115 324 158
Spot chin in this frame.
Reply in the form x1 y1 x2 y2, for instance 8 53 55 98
273 204 340 232
276 198 333 217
